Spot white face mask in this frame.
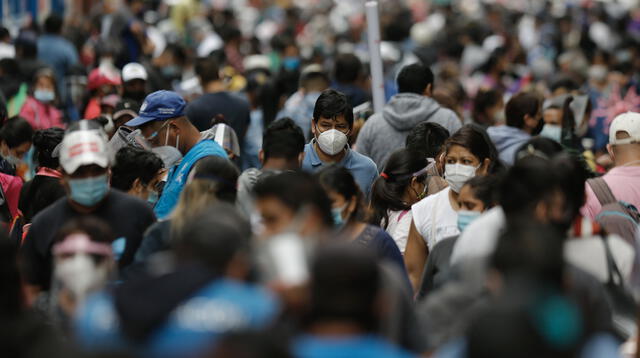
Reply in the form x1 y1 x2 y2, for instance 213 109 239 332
445 163 480 193
316 128 348 155
54 254 109 300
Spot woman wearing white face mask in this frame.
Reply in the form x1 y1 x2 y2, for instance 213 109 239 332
317 165 408 282
19 68 65 130
404 125 502 290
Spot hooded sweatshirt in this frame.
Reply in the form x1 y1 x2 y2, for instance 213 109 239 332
486 125 531 166
355 93 461 168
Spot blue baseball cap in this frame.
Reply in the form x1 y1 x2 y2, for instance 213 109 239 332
125 90 187 127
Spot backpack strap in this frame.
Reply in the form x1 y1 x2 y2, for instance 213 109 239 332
587 177 617 207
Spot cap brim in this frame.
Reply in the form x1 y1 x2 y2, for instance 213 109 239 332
114 109 138 120
125 115 156 127
61 152 109 174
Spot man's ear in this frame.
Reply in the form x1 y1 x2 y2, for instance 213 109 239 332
423 83 433 97
131 177 144 194
298 152 305 166
169 120 181 135
258 149 265 165
0 141 8 156
606 144 615 161
310 119 317 136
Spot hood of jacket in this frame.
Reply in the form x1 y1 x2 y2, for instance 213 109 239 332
487 125 531 152
383 93 442 131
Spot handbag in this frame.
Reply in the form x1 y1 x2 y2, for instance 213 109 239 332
600 234 638 340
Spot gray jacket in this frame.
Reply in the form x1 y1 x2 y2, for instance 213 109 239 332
355 93 462 168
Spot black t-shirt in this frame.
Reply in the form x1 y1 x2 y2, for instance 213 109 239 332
185 92 251 139
19 175 67 223
21 190 156 290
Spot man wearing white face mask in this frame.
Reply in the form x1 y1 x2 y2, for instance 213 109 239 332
126 90 227 219
301 90 378 198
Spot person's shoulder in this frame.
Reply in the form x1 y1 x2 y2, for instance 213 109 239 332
238 168 262 191
349 149 377 169
195 139 227 158
31 196 68 225
108 190 155 214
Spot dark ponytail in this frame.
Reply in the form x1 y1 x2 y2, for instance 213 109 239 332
32 127 64 169
369 149 427 228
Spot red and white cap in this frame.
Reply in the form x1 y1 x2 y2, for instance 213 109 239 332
59 126 109 174
609 112 640 145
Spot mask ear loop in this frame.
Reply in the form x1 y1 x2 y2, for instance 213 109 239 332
164 123 170 146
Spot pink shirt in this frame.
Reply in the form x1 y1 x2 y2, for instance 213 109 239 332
19 96 64 130
581 165 640 220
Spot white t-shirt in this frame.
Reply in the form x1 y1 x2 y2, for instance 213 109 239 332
411 187 460 251
450 206 506 265
385 210 413 254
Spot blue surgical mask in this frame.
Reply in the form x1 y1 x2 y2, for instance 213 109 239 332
332 204 347 227
34 89 55 103
161 65 180 79
69 174 110 207
282 57 300 71
457 210 481 232
540 124 562 143
147 190 159 206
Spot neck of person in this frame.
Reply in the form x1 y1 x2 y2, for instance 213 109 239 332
202 80 225 94
313 140 347 163
615 153 640 167
68 195 108 214
343 220 367 241
262 157 298 171
448 188 461 211
182 128 203 155
307 321 367 337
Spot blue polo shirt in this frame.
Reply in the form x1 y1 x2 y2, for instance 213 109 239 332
302 141 378 197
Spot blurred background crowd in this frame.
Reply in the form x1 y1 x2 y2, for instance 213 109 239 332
0 1 639 358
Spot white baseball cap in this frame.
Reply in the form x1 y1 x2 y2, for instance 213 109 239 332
122 62 148 82
60 129 110 174
609 112 640 145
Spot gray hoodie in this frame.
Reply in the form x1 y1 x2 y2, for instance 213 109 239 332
355 93 462 168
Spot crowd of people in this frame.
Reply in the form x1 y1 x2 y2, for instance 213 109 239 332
1 0 640 357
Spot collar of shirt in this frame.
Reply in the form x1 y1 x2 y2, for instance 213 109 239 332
307 139 352 168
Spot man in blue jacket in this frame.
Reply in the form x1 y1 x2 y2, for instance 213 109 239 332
126 90 226 219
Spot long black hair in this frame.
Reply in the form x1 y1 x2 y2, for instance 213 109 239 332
32 127 64 169
369 149 427 228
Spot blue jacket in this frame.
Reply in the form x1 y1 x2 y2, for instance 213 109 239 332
154 140 226 219
75 279 279 358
